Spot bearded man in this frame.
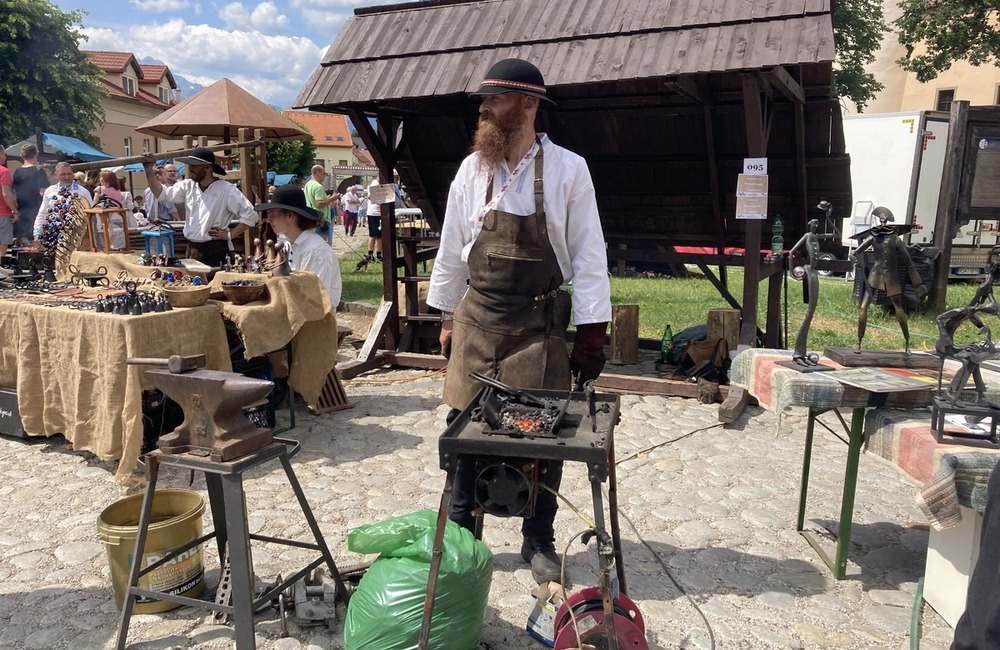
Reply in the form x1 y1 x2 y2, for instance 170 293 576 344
142 149 257 267
426 58 611 585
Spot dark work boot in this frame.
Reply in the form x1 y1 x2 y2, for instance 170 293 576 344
521 536 561 584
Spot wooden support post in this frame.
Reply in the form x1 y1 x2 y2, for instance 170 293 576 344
740 73 770 348
707 308 741 352
719 386 749 424
931 101 970 310
610 304 639 365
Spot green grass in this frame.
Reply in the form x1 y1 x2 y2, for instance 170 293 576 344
342 256 985 353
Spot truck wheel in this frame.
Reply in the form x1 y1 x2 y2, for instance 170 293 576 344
817 252 836 276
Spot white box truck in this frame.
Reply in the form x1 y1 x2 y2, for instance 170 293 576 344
842 111 995 278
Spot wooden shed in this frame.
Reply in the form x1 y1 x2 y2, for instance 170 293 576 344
295 0 852 359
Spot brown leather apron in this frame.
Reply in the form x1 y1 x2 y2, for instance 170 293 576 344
443 144 572 409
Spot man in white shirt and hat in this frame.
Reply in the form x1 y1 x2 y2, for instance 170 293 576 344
143 148 257 267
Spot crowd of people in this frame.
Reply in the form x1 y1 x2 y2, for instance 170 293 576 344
0 144 352 308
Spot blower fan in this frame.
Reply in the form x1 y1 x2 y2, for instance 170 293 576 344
473 458 538 518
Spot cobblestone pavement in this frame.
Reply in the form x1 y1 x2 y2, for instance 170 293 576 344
0 349 959 649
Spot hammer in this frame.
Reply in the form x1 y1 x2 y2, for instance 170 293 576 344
127 354 207 374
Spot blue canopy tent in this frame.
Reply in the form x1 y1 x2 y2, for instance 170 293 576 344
3 133 113 162
122 160 186 174
266 171 296 187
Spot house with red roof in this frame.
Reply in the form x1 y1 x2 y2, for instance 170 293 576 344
86 51 180 166
282 110 377 189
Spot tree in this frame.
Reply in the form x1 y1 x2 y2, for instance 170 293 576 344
264 116 317 179
895 0 1000 82
266 137 317 179
0 1 106 147
833 0 888 112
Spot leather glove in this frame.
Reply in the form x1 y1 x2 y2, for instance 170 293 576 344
570 322 608 388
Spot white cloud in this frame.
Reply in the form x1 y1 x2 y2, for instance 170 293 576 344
129 0 191 11
290 0 387 32
220 1 289 34
82 18 324 108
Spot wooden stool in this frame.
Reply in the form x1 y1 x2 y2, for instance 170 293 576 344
84 207 131 253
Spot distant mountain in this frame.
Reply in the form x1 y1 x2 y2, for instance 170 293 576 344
137 56 205 102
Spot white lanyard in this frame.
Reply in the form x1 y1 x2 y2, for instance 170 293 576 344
477 142 539 223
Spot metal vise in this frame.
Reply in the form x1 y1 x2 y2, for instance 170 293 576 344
128 354 275 462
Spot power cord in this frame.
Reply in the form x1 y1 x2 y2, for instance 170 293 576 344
615 423 723 465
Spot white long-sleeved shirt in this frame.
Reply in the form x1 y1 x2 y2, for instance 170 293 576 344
157 178 257 242
143 186 179 222
33 183 93 236
289 229 342 307
426 134 612 326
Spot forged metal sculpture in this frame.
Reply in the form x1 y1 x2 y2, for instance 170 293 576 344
788 218 821 366
850 207 928 354
935 246 1000 408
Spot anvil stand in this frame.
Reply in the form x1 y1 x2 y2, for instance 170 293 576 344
116 358 350 650
418 387 628 650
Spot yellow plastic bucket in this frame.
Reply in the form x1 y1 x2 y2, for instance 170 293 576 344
98 488 206 613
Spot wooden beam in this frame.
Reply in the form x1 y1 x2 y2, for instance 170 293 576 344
664 76 712 106
355 300 394 365
718 386 749 424
931 100 970 310
740 73 768 348
69 137 266 172
376 110 401 351
337 353 389 380
593 373 753 403
762 66 805 105
381 351 448 369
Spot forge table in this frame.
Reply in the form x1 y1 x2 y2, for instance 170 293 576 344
419 386 632 649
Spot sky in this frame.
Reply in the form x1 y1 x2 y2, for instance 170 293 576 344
54 0 394 110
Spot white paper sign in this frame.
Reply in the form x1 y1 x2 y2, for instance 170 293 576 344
368 183 396 205
743 157 767 175
736 195 768 220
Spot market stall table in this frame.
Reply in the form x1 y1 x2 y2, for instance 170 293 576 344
0 299 231 484
62 251 210 284
729 348 938 578
864 409 1000 626
210 271 339 412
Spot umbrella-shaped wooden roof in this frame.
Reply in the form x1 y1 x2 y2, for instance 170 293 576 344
137 78 310 141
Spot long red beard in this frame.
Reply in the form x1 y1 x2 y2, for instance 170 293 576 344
473 104 528 174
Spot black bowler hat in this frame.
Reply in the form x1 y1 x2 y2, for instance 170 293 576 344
472 58 554 104
175 148 227 176
254 185 321 221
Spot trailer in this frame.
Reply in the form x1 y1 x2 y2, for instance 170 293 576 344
841 111 995 279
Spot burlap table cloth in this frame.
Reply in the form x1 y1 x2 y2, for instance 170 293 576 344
61 251 209 284
1 301 231 485
210 271 338 408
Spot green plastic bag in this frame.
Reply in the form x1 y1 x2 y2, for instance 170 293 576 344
344 509 493 650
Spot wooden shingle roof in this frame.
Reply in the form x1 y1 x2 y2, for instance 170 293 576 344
295 0 849 256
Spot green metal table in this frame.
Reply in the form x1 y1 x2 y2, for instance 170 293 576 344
730 349 936 579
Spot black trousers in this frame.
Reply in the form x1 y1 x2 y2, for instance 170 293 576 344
952 461 1000 648
186 240 230 268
